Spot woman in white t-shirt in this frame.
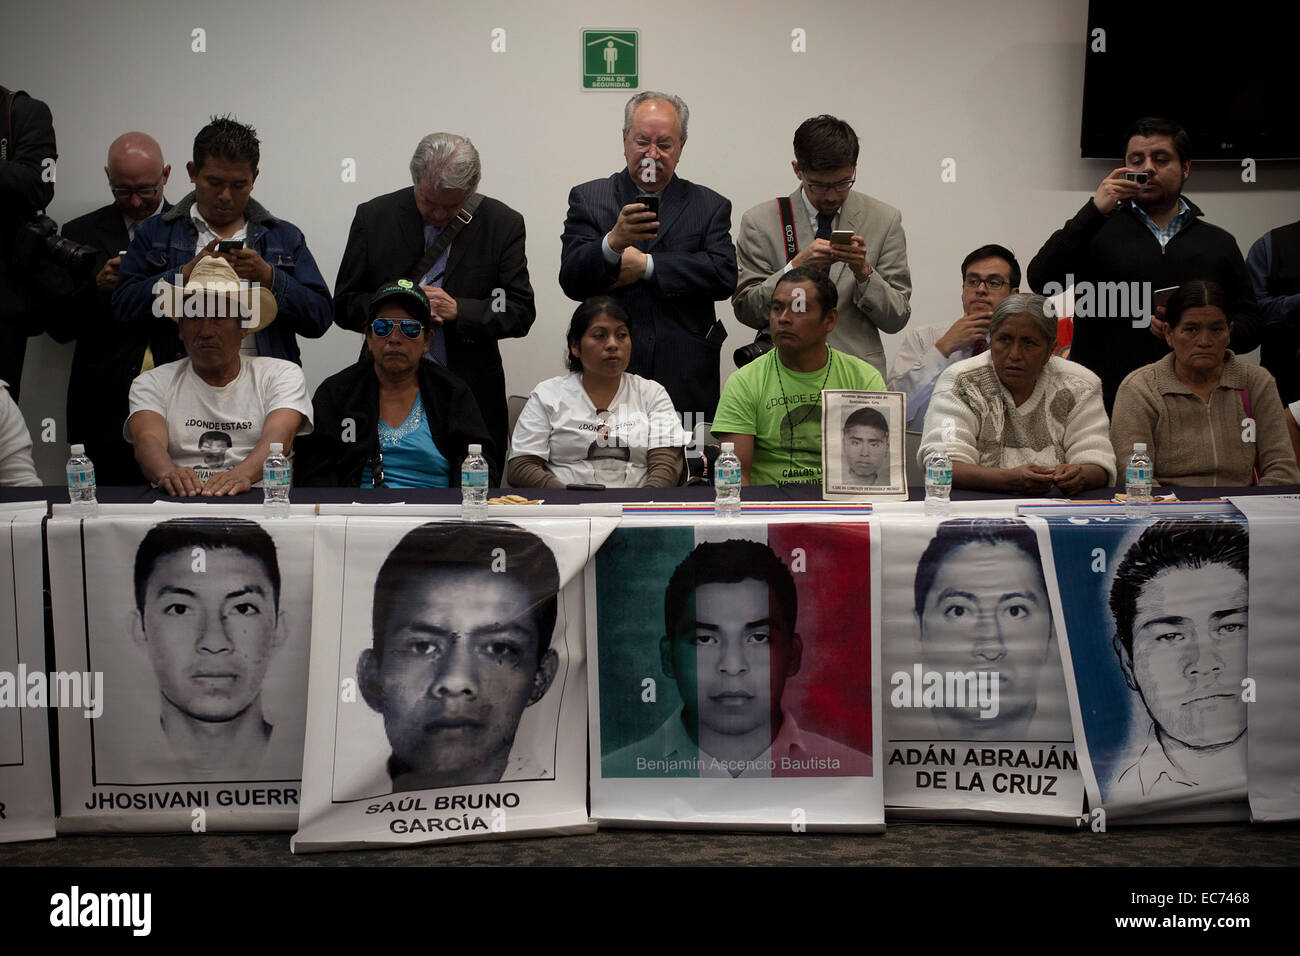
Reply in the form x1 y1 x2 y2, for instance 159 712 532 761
507 297 685 488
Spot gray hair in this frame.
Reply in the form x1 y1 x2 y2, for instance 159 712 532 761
409 133 481 193
623 91 689 141
989 292 1056 352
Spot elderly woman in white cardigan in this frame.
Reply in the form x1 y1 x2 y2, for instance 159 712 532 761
920 293 1116 496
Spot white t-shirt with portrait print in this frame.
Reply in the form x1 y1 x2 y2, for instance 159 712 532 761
126 356 313 481
508 371 686 487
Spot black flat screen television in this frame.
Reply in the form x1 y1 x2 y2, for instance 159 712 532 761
1081 1 1297 160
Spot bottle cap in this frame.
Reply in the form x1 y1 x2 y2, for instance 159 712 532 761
721 441 734 453
1133 442 1146 453
70 443 85 456
468 443 482 455
269 442 284 454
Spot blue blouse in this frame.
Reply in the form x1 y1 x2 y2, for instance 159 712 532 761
361 396 449 488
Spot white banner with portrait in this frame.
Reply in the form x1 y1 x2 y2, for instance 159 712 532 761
1037 511 1250 821
588 514 883 831
48 512 314 832
1228 495 1300 821
881 515 1084 823
0 506 56 843
292 516 616 853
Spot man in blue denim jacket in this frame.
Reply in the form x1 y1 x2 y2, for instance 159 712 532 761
112 116 332 367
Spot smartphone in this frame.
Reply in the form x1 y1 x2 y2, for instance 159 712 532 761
217 239 244 253
635 192 660 216
830 229 855 245
1153 285 1179 310
1124 171 1149 185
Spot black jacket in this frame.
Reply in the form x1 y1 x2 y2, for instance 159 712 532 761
1027 197 1262 412
47 201 173 484
332 188 536 460
295 356 498 488
0 86 57 395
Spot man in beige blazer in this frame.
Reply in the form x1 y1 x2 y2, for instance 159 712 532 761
732 115 911 375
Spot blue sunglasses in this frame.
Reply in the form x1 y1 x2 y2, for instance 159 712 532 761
371 317 426 339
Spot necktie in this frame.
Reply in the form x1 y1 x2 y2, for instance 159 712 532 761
816 212 834 241
420 226 449 366
971 336 988 357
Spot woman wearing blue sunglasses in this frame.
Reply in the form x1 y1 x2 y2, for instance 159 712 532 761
297 280 497 487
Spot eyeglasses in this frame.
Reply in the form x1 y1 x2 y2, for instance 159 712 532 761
964 275 1009 291
802 176 856 195
631 136 677 152
370 318 425 339
110 181 163 200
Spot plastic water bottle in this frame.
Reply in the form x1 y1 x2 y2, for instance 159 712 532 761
714 441 742 516
1125 442 1153 516
461 443 489 521
262 442 291 518
66 444 99 518
924 444 953 516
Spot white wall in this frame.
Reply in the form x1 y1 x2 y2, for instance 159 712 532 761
5 0 1297 482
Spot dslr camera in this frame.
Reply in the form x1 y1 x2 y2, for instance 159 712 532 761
16 214 98 277
733 329 774 368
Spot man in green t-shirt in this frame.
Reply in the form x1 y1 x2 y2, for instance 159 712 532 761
713 266 885 486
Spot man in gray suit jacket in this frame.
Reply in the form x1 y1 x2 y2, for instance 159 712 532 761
732 115 911 376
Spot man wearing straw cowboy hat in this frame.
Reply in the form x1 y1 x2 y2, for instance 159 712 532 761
125 255 312 496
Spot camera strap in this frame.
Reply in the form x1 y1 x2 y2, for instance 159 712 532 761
407 193 483 283
1 90 13 160
777 196 799 262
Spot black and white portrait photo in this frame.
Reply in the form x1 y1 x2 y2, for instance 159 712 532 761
357 522 561 794
1107 519 1248 800
293 514 605 851
126 518 302 780
0 506 55 843
881 516 1083 820
0 581 22 768
821 390 906 498
50 515 312 796
911 519 1071 742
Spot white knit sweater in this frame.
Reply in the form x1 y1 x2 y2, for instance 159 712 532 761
919 353 1117 482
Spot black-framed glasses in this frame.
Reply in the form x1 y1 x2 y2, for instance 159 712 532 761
110 181 163 200
802 175 856 195
370 318 425 339
964 275 1008 291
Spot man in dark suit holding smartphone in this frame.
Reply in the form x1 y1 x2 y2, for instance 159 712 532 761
49 132 171 483
333 133 536 461
560 92 737 421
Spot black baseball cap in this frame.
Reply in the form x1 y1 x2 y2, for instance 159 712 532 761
368 279 431 325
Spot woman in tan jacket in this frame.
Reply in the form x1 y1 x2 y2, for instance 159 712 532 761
1111 280 1300 487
